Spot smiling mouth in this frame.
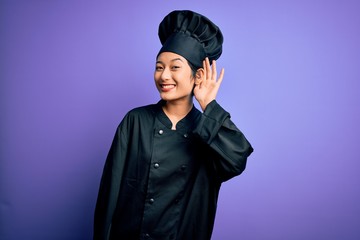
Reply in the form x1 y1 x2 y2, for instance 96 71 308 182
160 84 176 90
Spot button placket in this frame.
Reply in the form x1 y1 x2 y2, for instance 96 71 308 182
180 164 187 171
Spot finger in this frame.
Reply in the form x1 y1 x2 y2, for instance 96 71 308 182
202 60 207 81
217 68 225 85
205 57 211 78
203 58 211 86
212 60 217 81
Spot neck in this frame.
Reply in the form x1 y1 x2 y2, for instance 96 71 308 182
162 98 193 129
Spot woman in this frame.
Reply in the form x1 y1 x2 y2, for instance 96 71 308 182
94 10 253 240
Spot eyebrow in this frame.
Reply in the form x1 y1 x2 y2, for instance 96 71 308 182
156 58 184 64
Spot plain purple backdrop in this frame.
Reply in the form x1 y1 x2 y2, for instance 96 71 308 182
1 1 360 239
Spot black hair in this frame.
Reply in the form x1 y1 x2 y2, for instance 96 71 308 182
187 60 198 77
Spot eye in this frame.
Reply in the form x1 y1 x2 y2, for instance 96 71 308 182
155 65 163 71
171 65 181 70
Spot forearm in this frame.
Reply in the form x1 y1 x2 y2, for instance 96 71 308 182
194 100 253 181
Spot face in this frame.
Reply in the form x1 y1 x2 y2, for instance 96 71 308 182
154 52 195 104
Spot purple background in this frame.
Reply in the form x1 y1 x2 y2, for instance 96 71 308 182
1 1 360 239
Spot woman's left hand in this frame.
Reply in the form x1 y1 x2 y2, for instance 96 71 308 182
193 57 225 111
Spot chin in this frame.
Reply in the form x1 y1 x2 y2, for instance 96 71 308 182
159 93 173 100
160 96 172 102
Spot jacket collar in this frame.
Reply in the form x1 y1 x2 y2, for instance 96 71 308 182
155 100 200 130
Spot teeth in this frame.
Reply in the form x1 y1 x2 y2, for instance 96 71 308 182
162 84 175 89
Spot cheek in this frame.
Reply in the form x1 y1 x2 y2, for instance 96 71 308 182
189 76 195 86
154 72 160 81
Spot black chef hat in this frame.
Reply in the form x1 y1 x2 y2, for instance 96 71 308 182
158 10 223 69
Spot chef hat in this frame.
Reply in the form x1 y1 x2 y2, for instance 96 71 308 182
157 10 223 69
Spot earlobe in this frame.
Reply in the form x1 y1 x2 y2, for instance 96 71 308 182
195 68 204 85
195 79 202 85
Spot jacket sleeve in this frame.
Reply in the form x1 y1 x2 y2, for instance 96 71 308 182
193 100 254 182
93 124 129 240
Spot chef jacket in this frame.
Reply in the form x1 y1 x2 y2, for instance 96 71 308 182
94 100 253 240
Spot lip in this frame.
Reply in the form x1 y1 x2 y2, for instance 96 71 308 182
160 84 176 92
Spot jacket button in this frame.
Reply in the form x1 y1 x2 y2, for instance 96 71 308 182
158 129 164 135
154 163 160 168
183 133 188 138
149 198 154 204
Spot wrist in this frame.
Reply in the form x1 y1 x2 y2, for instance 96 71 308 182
199 98 215 111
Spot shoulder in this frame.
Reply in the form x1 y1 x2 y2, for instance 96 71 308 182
118 102 160 128
126 103 158 118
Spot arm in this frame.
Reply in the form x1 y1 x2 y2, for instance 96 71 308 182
193 58 253 182
194 100 253 182
94 125 128 240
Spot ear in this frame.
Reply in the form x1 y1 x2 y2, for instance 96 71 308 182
195 68 204 85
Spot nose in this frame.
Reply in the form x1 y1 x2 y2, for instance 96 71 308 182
160 67 171 81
